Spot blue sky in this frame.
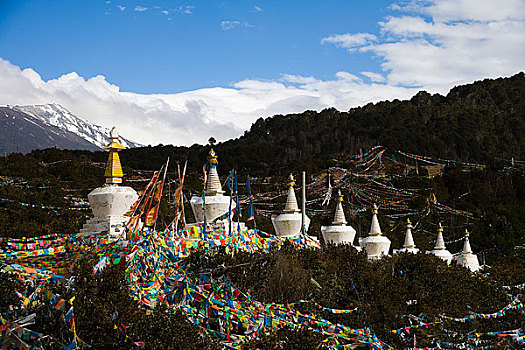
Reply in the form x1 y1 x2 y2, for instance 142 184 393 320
0 0 390 93
0 0 523 146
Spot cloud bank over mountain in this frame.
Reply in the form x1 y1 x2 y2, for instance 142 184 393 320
0 0 523 146
0 58 418 146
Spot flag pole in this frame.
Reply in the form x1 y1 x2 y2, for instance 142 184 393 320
202 162 207 237
153 158 169 232
246 175 255 228
302 171 306 237
228 169 233 236
180 162 187 231
235 169 241 233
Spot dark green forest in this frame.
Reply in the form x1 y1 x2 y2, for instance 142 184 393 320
121 72 524 176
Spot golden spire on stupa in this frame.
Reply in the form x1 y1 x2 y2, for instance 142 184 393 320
208 148 218 166
287 173 296 187
104 126 126 184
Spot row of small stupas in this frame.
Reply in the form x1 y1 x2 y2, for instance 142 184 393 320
268 171 479 271
79 129 480 272
328 202 480 272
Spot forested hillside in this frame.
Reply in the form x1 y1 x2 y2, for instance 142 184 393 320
98 72 524 176
218 72 525 174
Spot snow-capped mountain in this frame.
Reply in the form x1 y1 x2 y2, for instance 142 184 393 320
0 104 142 155
12 104 142 149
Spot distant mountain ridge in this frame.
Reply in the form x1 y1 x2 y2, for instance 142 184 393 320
0 104 142 155
12 104 142 149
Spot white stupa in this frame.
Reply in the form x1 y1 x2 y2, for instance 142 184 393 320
79 127 139 237
271 174 311 237
190 149 236 226
426 223 453 264
456 230 480 272
321 190 357 246
359 204 391 259
394 218 419 254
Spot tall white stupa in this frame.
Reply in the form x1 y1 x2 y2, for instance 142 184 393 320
394 218 419 254
456 230 480 272
271 174 310 237
359 204 391 259
426 223 453 264
189 149 236 226
79 127 139 237
321 190 357 246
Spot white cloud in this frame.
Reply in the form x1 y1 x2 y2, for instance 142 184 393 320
221 21 239 30
161 10 169 15
335 71 361 82
322 0 525 91
233 79 286 90
321 33 377 50
134 6 148 12
221 20 254 30
419 0 525 22
0 58 419 146
253 6 263 12
361 71 386 83
281 74 317 84
117 5 126 11
176 5 194 15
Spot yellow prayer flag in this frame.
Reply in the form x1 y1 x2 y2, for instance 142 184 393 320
154 184 164 202
145 204 159 227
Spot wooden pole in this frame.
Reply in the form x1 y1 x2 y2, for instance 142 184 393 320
153 158 169 232
302 171 306 236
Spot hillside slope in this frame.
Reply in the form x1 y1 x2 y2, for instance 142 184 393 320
217 72 524 173
113 73 525 176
